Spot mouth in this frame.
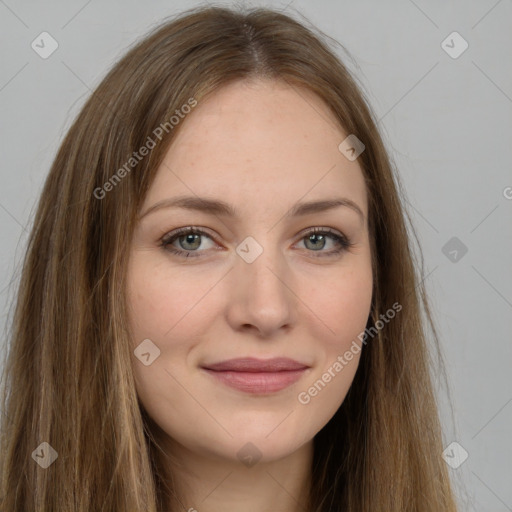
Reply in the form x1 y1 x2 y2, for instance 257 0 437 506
200 357 310 394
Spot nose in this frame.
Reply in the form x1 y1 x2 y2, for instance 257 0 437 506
225 242 297 339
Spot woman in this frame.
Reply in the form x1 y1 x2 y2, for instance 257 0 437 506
0 5 459 511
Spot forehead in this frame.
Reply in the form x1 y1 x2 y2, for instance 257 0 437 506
144 79 368 218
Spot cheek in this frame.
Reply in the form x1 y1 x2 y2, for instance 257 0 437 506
126 257 206 423
308 267 373 350
126 254 209 340
335 279 372 341
296 273 371 424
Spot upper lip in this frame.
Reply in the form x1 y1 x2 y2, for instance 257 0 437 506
201 357 309 372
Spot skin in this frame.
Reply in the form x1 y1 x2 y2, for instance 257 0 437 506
126 78 373 512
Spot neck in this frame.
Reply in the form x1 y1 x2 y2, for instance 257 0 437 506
157 438 314 512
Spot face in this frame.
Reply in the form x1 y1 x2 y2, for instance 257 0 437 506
126 78 373 465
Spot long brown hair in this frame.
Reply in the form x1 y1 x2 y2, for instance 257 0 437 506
0 5 459 511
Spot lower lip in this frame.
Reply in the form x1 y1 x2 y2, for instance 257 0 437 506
201 368 308 394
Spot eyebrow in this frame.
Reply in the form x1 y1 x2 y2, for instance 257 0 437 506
139 195 365 222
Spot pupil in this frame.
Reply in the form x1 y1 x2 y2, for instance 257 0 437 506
307 234 324 250
182 234 200 249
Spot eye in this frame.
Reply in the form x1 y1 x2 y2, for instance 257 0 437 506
296 227 354 257
160 227 216 258
160 226 354 259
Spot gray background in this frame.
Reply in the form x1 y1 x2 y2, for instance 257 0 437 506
1 0 511 510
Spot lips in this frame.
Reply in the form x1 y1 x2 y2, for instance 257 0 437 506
201 357 309 372
200 357 310 394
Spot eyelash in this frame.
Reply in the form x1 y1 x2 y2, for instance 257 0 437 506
159 226 354 259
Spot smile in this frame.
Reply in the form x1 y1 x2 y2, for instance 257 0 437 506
201 368 309 394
